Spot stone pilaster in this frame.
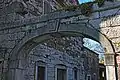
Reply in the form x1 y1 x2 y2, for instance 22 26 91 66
104 54 117 80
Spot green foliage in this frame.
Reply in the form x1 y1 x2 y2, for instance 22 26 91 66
116 64 118 67
56 0 106 16
80 2 93 16
95 0 104 7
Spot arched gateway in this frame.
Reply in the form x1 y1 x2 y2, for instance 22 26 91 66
1 1 120 80
9 21 116 80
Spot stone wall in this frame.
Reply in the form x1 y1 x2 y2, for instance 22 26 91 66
0 1 120 80
0 1 120 54
19 40 99 80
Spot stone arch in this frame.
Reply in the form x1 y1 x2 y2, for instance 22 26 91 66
9 22 115 80
10 22 114 59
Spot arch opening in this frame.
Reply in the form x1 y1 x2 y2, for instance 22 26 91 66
83 38 105 63
17 35 99 80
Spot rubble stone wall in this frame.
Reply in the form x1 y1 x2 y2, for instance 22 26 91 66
0 1 120 80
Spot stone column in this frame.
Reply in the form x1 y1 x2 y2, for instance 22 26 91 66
104 54 117 80
116 54 120 80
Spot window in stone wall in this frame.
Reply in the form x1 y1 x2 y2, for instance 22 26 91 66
93 73 97 80
37 66 45 80
55 65 67 80
87 75 91 80
73 68 78 80
57 69 66 80
0 60 3 80
36 61 46 80
0 60 3 72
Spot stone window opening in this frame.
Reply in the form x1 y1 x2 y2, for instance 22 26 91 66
35 61 47 80
55 64 67 80
87 74 91 80
0 59 4 80
93 73 97 80
73 67 78 80
0 59 4 70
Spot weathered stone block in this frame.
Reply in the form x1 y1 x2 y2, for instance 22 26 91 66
89 18 102 29
104 54 115 65
100 8 119 18
100 26 120 38
89 12 99 19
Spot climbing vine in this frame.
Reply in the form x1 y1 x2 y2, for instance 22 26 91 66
80 2 93 16
58 0 111 16
96 0 104 7
114 42 120 47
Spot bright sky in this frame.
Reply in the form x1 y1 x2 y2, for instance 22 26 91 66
78 0 93 4
83 38 105 59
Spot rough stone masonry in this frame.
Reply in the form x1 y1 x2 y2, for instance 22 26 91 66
0 0 120 80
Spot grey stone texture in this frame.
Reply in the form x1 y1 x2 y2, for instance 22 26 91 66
19 38 99 80
0 0 120 80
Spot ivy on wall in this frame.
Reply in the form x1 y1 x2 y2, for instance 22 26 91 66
96 0 104 7
80 2 93 16
58 0 114 16
114 42 120 47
